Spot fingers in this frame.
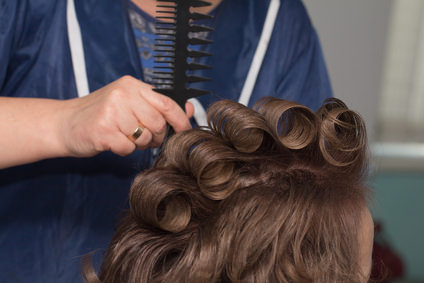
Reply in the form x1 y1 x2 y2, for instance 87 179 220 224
133 128 153 150
61 76 193 158
127 94 168 147
117 121 154 152
120 77 192 147
185 101 195 119
110 76 192 150
109 134 136 157
134 83 192 133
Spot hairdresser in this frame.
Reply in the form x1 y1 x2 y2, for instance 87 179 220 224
0 0 331 282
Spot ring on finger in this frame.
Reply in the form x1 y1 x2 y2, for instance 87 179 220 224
128 123 145 142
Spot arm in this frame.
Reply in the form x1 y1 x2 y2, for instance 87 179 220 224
0 96 68 169
0 3 194 169
0 76 193 169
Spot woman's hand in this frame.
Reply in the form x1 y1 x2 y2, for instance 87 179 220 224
0 76 194 168
59 76 194 157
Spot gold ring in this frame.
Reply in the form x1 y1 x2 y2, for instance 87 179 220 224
128 124 144 142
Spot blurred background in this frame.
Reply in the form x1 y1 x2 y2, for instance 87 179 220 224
303 0 424 282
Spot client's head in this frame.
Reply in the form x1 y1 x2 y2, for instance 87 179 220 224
86 97 373 283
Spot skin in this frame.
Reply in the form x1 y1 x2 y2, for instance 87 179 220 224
0 0 228 170
358 207 375 282
0 77 194 169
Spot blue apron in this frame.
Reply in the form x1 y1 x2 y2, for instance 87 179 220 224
0 0 332 281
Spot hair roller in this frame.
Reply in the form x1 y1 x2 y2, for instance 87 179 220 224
318 101 367 167
129 169 194 233
92 97 371 283
161 129 216 171
254 97 318 150
316 98 348 119
207 100 270 153
188 140 238 200
198 161 236 200
157 195 191 233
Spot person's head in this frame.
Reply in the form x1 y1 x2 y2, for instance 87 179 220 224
85 97 373 283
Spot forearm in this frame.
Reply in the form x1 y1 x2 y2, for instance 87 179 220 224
0 97 67 169
0 77 193 169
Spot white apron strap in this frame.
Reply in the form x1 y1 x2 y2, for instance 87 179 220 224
67 0 90 97
238 0 280 106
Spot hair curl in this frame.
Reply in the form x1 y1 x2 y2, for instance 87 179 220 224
84 97 369 283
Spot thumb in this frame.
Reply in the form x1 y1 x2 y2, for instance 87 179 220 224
185 101 195 119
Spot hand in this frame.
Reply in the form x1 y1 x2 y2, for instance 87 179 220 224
59 76 194 157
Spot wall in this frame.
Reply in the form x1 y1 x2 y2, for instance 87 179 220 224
302 1 424 280
302 0 393 141
372 173 424 281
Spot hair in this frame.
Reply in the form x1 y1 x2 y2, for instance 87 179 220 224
83 97 370 283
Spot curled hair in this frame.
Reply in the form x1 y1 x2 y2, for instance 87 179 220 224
85 97 369 283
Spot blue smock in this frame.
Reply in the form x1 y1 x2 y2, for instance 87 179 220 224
0 0 332 282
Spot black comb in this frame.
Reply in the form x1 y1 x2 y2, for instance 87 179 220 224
153 0 214 147
153 0 214 108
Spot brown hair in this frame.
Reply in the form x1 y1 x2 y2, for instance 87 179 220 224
84 97 369 283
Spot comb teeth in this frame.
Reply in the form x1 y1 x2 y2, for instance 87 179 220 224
187 75 211 83
189 24 214 33
190 12 213 21
190 0 212 7
187 50 212 57
188 37 213 45
153 0 214 108
188 62 212 70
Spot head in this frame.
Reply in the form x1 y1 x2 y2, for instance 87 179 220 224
85 97 373 283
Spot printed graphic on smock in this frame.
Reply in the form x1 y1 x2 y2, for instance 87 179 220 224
128 3 162 85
